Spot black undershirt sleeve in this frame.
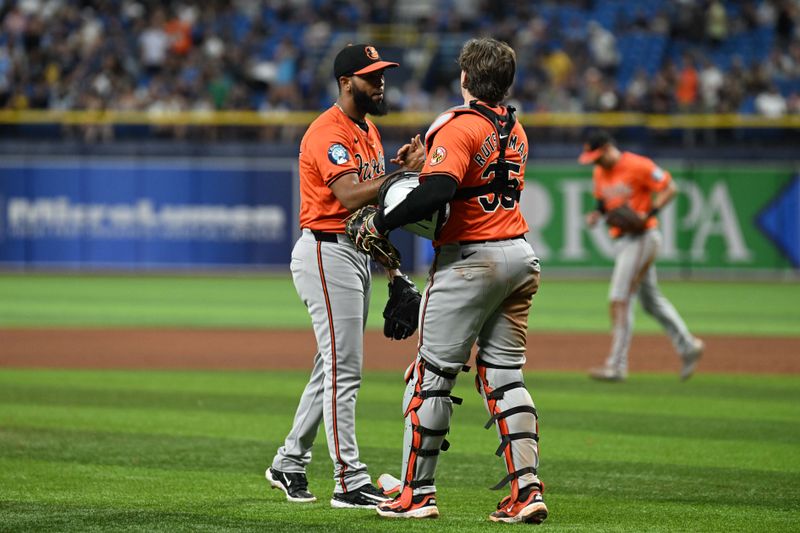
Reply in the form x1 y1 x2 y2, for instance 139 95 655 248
374 174 458 234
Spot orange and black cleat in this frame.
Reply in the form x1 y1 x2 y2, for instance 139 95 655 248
489 483 548 524
376 487 439 519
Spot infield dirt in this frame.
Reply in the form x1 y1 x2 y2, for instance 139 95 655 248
1 329 797 374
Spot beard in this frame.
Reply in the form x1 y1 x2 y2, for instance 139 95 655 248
353 84 388 116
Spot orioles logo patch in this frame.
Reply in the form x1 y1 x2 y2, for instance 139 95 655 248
365 46 379 60
328 143 350 165
430 146 447 166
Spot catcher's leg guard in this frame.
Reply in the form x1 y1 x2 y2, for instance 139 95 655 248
395 356 463 506
475 357 541 502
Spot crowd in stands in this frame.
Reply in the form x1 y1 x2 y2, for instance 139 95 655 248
2 0 800 125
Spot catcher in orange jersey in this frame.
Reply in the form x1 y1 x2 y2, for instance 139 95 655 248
354 38 548 524
266 44 425 509
580 130 704 382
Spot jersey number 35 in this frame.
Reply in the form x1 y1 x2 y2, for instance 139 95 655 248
478 161 522 212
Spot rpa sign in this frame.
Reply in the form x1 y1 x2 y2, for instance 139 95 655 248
520 167 796 271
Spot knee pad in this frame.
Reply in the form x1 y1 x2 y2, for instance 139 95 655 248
475 357 540 497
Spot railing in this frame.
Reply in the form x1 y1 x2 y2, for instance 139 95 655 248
2 110 800 129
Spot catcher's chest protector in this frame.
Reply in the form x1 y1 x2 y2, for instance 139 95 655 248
424 101 520 203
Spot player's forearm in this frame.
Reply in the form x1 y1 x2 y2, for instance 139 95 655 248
330 173 384 211
374 174 457 233
649 181 677 216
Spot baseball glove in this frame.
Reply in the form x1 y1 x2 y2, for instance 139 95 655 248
383 274 421 340
343 205 402 269
605 204 646 234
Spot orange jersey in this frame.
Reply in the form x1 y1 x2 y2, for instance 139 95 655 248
592 151 672 237
298 105 386 232
420 104 529 246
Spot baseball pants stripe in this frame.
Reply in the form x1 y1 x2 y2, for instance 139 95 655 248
316 242 348 491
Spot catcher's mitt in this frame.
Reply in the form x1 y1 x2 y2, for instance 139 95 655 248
383 274 421 340
343 205 402 269
605 204 646 234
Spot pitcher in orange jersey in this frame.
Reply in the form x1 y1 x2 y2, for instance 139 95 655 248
266 44 424 510
373 38 548 524
580 130 704 382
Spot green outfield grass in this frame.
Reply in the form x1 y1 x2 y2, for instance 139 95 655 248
0 369 798 532
1 274 799 335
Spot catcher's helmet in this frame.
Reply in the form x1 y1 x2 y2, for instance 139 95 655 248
381 171 449 240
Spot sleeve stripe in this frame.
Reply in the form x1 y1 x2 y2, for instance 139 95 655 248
326 169 358 186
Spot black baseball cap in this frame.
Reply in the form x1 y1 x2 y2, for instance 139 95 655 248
578 130 614 164
333 44 399 79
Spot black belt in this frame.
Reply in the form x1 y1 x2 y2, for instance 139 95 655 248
459 235 526 246
311 230 341 243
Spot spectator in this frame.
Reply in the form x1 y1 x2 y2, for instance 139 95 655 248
624 69 649 111
1 0 798 129
757 0 777 28
764 46 792 80
739 1 760 32
706 0 728 45
755 84 788 117
787 92 800 113
675 54 699 110
788 41 800 77
717 60 746 112
165 10 193 56
587 21 620 75
698 56 724 110
672 0 706 42
543 46 574 87
776 0 797 48
648 71 674 113
139 8 169 76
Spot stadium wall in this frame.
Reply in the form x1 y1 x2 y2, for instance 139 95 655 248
0 152 797 277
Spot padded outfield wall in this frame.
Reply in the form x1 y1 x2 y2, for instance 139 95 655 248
518 162 800 276
0 156 798 276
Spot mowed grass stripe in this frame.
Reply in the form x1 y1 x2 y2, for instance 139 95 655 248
3 383 799 438
2 404 796 474
1 421 798 479
1 373 798 466
2 275 800 335
0 369 319 393
1 438 797 510
2 369 798 406
0 458 379 533
0 456 797 532
3 370 798 424
1 370 799 531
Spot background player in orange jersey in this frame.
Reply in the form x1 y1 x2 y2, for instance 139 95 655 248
266 44 424 509
367 38 548 524
580 130 704 382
